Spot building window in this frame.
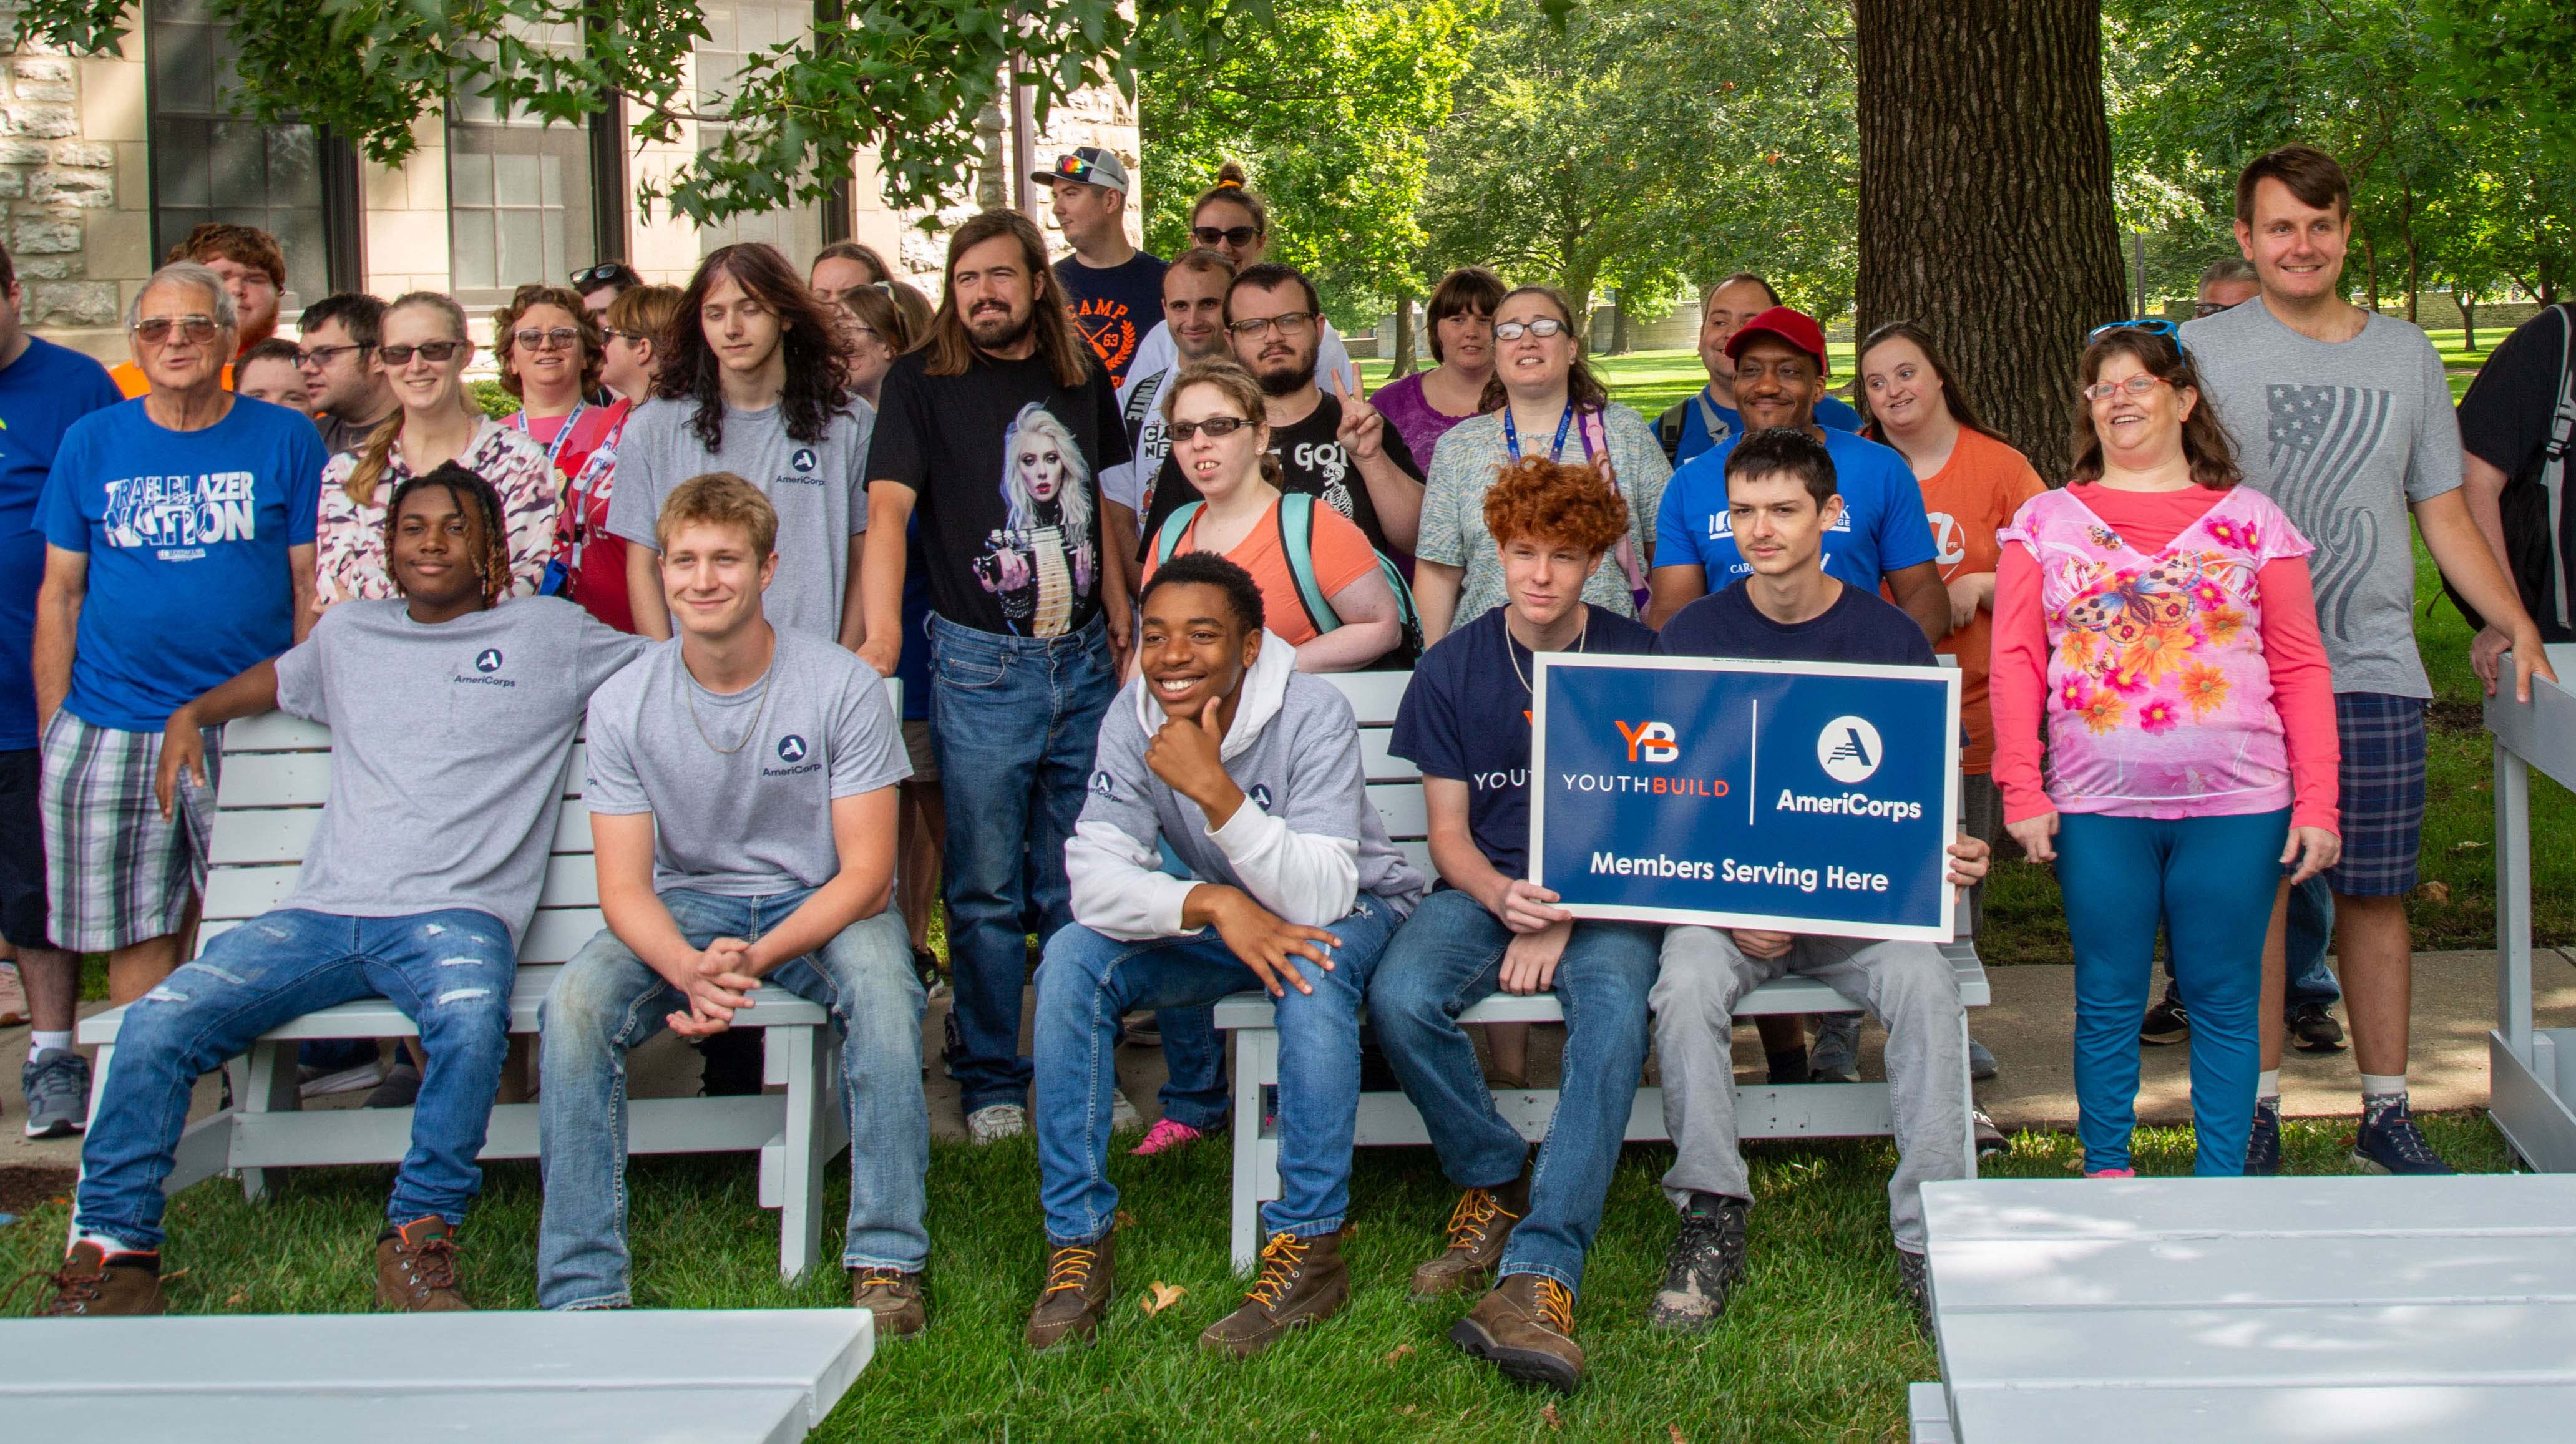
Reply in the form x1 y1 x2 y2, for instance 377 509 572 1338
691 0 823 264
446 91 598 306
145 0 352 308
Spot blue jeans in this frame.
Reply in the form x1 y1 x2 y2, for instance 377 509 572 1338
535 888 925 1310
929 613 1116 1115
2285 874 2340 1008
1033 893 1402 1246
77 908 513 1249
1368 888 1657 1294
2059 809 2289 1175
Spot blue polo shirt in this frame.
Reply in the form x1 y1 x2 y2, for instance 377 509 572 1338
1670 388 1862 467
1652 427 1936 593
1 338 120 748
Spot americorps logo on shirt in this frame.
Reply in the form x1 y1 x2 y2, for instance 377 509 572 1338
476 649 504 673
1246 783 1273 812
100 471 260 560
452 646 517 689
1089 769 1116 799
761 733 821 778
776 447 825 486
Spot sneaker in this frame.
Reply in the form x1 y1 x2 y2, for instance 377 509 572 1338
2245 1096 2282 1176
1131 1116 1206 1156
376 1217 470 1311
1409 1170 1530 1300
32 1241 165 1317
2288 1001 2346 1053
2352 1094 2454 1176
1647 1192 1749 1332
1967 1038 1999 1082
363 1061 422 1110
967 1103 1028 1145
296 1040 387 1098
1973 1108 2012 1158
910 947 949 1002
1024 1233 1115 1350
1200 1228 1350 1358
1110 1091 1143 1136
1450 1272 1583 1394
1896 1248 1933 1331
1810 1014 1861 1084
2139 997 2190 1046
22 1047 89 1139
849 1267 927 1338
1120 1012 1161 1048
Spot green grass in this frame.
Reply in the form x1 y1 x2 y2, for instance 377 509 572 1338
0 1113 2515 1440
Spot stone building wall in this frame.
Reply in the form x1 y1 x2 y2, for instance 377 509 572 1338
4 16 153 366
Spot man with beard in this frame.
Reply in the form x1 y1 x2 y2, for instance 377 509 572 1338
860 211 1129 1144
1137 263 1423 562
1102 248 1236 567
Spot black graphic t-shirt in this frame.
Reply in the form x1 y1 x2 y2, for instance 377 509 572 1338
871 349 1128 638
1056 252 1168 391
1139 392 1422 560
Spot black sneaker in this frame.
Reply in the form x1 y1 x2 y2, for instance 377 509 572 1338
2245 1096 2282 1176
1646 1192 1749 1332
364 1061 422 1110
696 1028 764 1097
2139 998 2190 1046
910 947 949 1002
2352 1094 2453 1175
2288 1001 2346 1053
1973 1108 2012 1158
1764 1047 1810 1087
1896 1249 1933 1331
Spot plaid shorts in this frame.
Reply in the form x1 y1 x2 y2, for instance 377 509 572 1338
2325 692 2427 897
39 710 221 953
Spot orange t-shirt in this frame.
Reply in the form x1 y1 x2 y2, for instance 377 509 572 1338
111 359 233 398
1900 426 2046 775
1141 495 1381 646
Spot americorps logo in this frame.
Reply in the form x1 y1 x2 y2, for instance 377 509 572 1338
475 649 504 673
1816 716 1881 784
1247 783 1273 811
776 734 808 763
761 731 821 778
1612 718 1680 764
792 448 818 474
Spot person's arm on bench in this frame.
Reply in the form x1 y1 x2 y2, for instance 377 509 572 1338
153 656 283 817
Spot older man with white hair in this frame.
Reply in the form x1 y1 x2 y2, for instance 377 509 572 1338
29 263 324 1102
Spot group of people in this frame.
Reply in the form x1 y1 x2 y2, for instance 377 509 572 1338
3 138 2565 1395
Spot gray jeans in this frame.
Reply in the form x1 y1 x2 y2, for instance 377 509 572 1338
1650 925 1968 1252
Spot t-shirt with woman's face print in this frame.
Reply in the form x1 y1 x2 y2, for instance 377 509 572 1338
869 349 1129 638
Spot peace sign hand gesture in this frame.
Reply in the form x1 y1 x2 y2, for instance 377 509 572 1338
1332 371 1387 462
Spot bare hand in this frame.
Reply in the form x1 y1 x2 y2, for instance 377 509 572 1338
2504 619 2560 705
2471 625 2512 693
1731 929 1794 960
2004 812 2057 865
1943 574 1986 636
1332 372 1387 462
1946 831 1992 890
1498 919 1571 994
1103 591 1134 676
1204 889 1337 997
665 938 758 1036
156 706 207 820
1146 696 1243 822
1486 877 1571 935
2280 826 2342 885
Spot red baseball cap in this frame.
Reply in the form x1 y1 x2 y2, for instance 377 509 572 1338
1724 305 1830 373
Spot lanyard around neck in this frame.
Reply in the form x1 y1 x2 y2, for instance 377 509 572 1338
510 399 587 469
1503 401 1583 464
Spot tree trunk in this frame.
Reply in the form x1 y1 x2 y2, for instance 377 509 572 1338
1390 294 1418 378
1856 0 2124 482
1609 289 1631 355
2363 230 2380 313
2461 290 2477 353
2401 187 2419 324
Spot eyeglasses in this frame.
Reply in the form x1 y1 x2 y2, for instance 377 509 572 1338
1493 317 1568 341
131 316 220 345
2087 318 2183 344
2080 374 2172 402
294 343 368 369
510 326 580 352
2192 300 2242 318
378 340 467 366
1193 225 1261 248
1227 311 1315 338
570 263 639 290
1168 416 1254 442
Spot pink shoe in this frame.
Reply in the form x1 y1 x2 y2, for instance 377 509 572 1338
1130 1118 1206 1156
2084 1167 2137 1178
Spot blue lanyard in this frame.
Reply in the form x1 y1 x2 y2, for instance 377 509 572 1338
510 399 587 471
1502 402 1586 463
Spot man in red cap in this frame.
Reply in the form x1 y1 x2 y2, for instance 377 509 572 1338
1642 305 1946 642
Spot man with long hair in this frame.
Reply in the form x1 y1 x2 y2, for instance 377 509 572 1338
859 210 1129 1144
605 243 870 651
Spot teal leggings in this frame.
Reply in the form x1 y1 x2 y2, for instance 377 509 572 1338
2056 808 2291 1175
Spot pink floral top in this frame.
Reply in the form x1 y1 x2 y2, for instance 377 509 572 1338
313 419 563 608
1995 484 2328 822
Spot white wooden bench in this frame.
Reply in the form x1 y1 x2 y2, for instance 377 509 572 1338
1214 669 1987 1272
74 683 902 1281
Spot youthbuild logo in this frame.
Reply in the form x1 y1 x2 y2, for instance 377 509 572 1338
1560 718 1729 799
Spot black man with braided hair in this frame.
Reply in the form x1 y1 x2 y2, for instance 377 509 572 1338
36 462 646 1317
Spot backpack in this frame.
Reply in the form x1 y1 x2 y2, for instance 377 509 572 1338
1151 494 1423 669
2445 303 2576 643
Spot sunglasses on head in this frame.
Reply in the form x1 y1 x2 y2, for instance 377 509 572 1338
1193 225 1261 248
570 262 639 290
2087 318 2183 344
379 340 466 365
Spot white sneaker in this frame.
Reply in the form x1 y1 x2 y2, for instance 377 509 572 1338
1110 1090 1143 1135
967 1102 1028 1144
297 1057 389 1098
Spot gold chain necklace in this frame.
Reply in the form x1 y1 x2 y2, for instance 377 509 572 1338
687 661 775 756
1506 610 1589 696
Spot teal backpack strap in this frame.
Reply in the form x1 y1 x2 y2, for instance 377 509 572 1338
1151 500 1205 568
1276 493 1340 635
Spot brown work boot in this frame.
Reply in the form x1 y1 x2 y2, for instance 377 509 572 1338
29 1241 167 1317
1451 1271 1584 1393
376 1217 470 1312
850 1267 927 1339
1023 1233 1115 1350
1408 1168 1530 1299
1199 1228 1350 1358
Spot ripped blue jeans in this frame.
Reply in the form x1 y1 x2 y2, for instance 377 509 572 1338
76 908 514 1250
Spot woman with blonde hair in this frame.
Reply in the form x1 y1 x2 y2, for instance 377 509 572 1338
314 292 561 610
978 401 1099 637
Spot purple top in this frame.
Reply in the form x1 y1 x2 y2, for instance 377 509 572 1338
1371 369 1479 467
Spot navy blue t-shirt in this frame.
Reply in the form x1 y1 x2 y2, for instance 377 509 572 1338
1654 578 1934 668
1 338 120 748
1056 251 1168 392
1391 605 1658 881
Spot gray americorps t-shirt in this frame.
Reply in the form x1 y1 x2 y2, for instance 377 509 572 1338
603 396 873 641
583 627 909 895
275 598 648 947
2182 300 2464 699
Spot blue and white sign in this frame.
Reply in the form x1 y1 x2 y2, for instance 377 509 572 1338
1528 655 1961 940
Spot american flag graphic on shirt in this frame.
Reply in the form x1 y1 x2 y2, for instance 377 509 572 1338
2265 383 2392 646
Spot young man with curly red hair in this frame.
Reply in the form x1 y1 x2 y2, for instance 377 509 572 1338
1364 456 1661 1393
